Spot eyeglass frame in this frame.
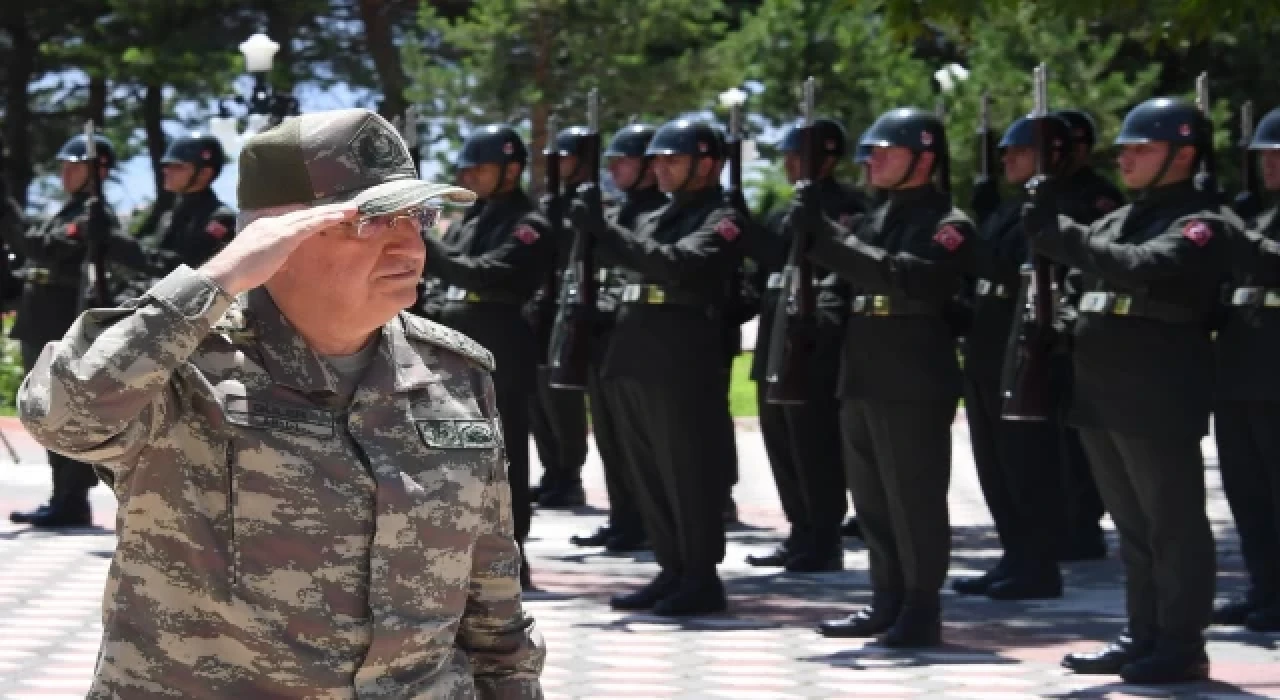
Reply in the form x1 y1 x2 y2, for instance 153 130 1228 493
354 205 442 239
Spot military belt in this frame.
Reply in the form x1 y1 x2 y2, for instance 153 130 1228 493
1078 291 1198 323
975 279 1012 299
619 283 705 307
443 286 525 306
849 295 938 317
766 272 841 290
1229 286 1280 309
17 267 79 288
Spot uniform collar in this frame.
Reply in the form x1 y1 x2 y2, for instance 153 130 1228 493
383 314 440 392
1136 178 1199 206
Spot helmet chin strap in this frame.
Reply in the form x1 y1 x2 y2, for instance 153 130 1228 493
889 151 924 190
624 158 653 194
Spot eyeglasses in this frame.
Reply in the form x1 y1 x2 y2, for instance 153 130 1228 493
354 205 442 238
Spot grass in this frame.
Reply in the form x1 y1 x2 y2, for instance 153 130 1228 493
729 352 758 417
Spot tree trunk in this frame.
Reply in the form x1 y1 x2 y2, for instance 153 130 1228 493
264 1 299 92
142 82 174 213
357 0 407 119
529 3 553 197
87 74 108 127
2 8 36 206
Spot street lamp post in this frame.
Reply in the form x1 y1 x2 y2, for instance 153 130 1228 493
209 32 299 154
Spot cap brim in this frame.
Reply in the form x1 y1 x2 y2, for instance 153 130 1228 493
330 178 476 215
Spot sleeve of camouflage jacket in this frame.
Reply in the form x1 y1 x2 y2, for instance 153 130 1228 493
593 208 743 284
16 266 233 470
1033 213 1230 285
808 215 975 302
457 370 547 699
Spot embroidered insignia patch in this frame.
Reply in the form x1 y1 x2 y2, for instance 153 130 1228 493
514 224 540 245
417 419 500 449
920 131 934 146
1181 219 1213 246
206 221 229 240
933 224 965 252
66 223 79 237
715 218 741 241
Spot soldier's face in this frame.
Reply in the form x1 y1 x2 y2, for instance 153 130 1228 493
652 154 693 192
1261 150 1280 191
558 154 580 181
276 205 427 326
783 153 803 184
607 156 645 189
162 162 197 193
60 162 89 194
868 146 916 189
1002 146 1036 184
458 164 501 197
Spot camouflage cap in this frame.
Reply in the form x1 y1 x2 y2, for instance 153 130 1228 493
237 108 475 214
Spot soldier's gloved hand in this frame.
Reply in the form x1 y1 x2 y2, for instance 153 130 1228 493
970 176 1000 220
568 182 606 236
1021 178 1060 238
785 181 835 238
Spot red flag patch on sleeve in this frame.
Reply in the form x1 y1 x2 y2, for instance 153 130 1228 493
715 217 741 241
206 220 229 240
1181 220 1213 247
65 223 79 237
514 224 540 245
932 224 965 252
1095 196 1117 214
838 213 853 227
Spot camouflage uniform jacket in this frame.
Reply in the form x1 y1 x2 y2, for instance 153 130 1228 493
17 265 545 699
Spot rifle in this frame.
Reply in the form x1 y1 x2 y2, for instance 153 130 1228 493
1235 101 1259 218
976 92 994 186
999 64 1057 421
400 104 422 176
1194 72 1219 201
547 89 601 390
80 121 110 310
763 77 818 405
534 115 562 365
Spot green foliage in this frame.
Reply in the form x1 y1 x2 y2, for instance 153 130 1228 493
729 352 757 418
0 318 23 414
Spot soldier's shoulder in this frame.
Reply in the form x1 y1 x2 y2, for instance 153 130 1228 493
399 312 495 372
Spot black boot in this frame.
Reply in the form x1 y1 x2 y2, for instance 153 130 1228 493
746 543 793 567
1058 527 1108 562
9 503 53 525
652 574 727 617
818 590 902 638
952 560 1010 596
604 530 648 553
881 592 942 648
570 525 613 547
986 566 1063 601
1062 631 1154 675
28 489 92 529
610 571 681 611
1213 592 1271 626
1245 604 1280 633
538 481 586 509
785 536 843 573
1119 640 1209 685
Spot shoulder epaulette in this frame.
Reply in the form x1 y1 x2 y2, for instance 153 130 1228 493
400 312 496 372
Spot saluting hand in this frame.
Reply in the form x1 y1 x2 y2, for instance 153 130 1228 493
200 203 358 296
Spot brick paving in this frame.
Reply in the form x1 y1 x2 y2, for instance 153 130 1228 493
0 416 1276 699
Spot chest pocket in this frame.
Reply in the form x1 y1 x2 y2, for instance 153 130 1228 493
406 378 507 498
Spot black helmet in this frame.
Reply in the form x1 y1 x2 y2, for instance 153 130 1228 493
779 117 848 157
161 132 226 173
554 126 592 158
1115 98 1208 147
999 114 1073 151
860 108 946 154
645 119 722 160
1054 108 1098 150
456 124 528 169
604 124 657 158
1249 106 1280 150
56 134 116 169
853 128 873 164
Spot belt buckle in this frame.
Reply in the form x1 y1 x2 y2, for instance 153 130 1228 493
621 285 640 303
32 269 50 284
871 296 890 316
976 279 992 296
465 291 482 302
766 272 783 290
646 286 665 304
851 296 866 313
444 286 466 302
1232 287 1261 306
1079 291 1105 313
1265 290 1280 308
1113 295 1132 316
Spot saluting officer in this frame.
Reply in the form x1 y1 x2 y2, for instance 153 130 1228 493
1051 107 1125 561
569 124 665 552
801 108 974 647
954 115 1075 602
1024 98 1234 684
420 125 554 588
745 117 865 573
4 132 121 527
571 119 743 616
1213 104 1280 633
106 133 236 302
529 126 591 510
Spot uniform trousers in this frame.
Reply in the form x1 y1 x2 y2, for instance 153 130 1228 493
1214 402 1280 604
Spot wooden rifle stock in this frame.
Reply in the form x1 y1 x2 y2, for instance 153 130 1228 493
764 77 818 405
999 65 1056 421
80 121 110 310
547 90 601 390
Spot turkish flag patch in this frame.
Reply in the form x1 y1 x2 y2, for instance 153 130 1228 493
1095 196 1117 214
514 224 540 245
1181 219 1213 246
65 223 78 237
838 213 853 227
933 224 965 252
206 220 228 240
715 217 741 241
